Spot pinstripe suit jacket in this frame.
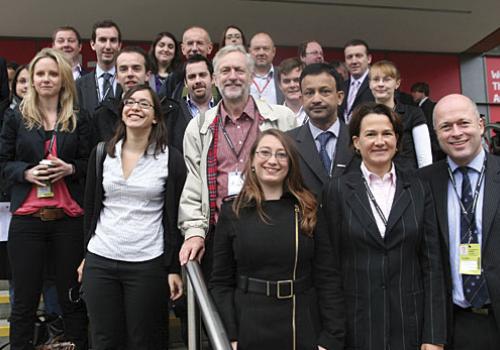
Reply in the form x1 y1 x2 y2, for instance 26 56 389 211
322 167 447 350
418 154 500 332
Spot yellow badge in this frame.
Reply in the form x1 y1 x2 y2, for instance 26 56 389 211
459 243 481 275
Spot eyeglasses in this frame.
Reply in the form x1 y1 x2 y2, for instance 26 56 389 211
255 150 288 161
123 99 154 110
226 34 242 40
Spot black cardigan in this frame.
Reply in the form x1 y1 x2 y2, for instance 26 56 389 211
83 143 187 273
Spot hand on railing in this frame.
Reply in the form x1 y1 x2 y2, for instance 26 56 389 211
179 236 205 265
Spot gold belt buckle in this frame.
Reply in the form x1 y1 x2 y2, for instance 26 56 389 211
276 280 294 299
471 307 489 316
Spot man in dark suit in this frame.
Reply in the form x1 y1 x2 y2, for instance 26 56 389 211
170 54 218 152
340 39 374 123
287 63 353 197
419 94 500 349
76 20 122 115
248 32 284 105
52 26 88 80
412 82 445 161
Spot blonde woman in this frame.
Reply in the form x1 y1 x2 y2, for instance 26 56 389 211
0 48 89 349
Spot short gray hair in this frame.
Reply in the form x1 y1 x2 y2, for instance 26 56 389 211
213 45 255 76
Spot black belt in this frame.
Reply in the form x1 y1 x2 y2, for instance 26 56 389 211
454 304 492 316
237 275 312 299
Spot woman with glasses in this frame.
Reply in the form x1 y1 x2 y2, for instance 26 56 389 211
80 84 186 350
219 25 247 48
321 103 446 350
148 32 182 93
369 60 433 171
0 48 89 349
210 129 343 350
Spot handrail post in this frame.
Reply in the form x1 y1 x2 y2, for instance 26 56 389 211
185 261 232 350
187 271 202 350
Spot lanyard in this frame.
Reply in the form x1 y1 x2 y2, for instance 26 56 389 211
362 177 388 227
45 123 59 158
218 115 242 160
94 72 116 102
252 74 272 98
447 159 486 242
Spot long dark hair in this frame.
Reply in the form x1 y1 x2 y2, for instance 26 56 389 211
148 32 182 75
10 64 28 102
106 84 168 157
233 129 317 236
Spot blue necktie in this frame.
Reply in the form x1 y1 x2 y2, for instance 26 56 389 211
317 132 333 175
102 72 114 101
459 167 490 308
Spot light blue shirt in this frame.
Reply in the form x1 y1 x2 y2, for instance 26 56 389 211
95 65 117 102
186 95 215 118
447 149 485 308
308 118 340 175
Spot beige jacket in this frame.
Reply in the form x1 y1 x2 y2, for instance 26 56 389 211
178 98 297 239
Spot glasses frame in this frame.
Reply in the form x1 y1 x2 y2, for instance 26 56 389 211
255 150 289 162
123 98 154 110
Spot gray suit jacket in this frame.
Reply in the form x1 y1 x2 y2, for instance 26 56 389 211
287 120 354 198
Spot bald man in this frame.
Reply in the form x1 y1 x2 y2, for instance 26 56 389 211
160 26 215 100
419 94 500 349
248 32 284 105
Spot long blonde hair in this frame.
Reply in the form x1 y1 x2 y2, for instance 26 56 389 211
20 48 77 132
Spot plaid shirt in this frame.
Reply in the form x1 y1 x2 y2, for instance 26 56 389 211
206 114 220 228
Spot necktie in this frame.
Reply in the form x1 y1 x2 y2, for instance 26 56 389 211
458 167 490 308
317 132 333 175
345 80 361 122
101 72 114 101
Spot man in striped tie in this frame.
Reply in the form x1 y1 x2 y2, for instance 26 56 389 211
419 94 500 349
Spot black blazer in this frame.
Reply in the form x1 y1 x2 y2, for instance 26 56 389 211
0 110 90 211
0 57 8 102
419 98 445 161
83 144 187 273
418 154 500 331
76 72 122 115
339 74 374 122
287 121 354 198
322 167 447 349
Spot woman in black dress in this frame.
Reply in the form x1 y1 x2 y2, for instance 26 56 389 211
210 129 343 350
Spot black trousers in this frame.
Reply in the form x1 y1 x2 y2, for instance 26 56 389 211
8 215 88 350
82 252 169 350
450 306 500 350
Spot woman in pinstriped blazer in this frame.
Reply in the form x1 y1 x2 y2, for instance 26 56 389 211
321 103 447 350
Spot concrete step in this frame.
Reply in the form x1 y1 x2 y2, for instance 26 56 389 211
0 291 9 321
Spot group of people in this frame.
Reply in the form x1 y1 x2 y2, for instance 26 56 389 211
0 19 497 350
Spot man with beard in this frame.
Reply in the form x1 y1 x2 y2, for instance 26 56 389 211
248 32 284 105
178 45 296 276
76 20 122 114
90 46 180 150
298 40 325 65
169 55 218 152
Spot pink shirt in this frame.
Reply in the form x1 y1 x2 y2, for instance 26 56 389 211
216 97 261 211
360 162 396 238
15 136 84 217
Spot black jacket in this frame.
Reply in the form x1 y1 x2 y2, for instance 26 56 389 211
83 143 187 273
0 110 90 211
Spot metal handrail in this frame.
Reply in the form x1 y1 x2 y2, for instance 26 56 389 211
185 261 232 350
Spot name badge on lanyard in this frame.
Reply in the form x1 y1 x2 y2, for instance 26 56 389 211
459 243 481 275
228 171 244 196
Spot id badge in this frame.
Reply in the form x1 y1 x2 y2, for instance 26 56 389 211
459 243 482 275
37 183 54 198
227 171 244 196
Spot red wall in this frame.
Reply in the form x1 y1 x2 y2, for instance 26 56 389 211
1 37 461 101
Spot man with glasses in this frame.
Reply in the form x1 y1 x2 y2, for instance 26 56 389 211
299 40 325 65
178 45 296 277
90 47 180 150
